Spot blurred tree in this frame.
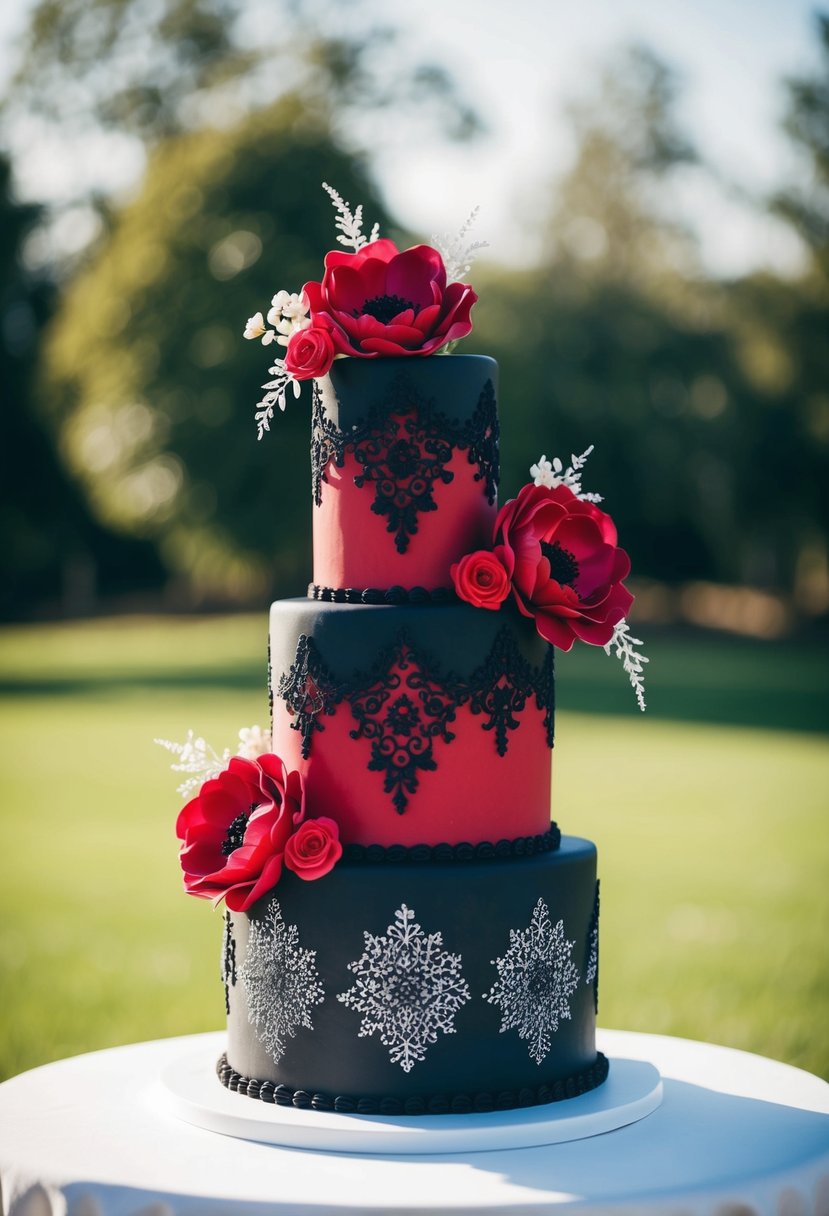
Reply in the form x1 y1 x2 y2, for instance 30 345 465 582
37 101 392 604
758 11 829 613
773 14 829 278
0 156 165 618
3 0 481 233
546 44 698 286
470 42 828 606
3 0 483 613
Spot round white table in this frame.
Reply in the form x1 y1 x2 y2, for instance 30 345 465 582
1 1029 828 1216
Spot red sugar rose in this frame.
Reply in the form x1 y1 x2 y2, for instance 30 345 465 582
303 239 476 358
175 754 305 912
284 816 343 881
451 550 511 610
284 325 335 380
495 482 634 651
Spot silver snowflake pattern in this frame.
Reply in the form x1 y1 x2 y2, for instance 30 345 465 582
239 896 325 1064
484 898 580 1065
337 903 471 1073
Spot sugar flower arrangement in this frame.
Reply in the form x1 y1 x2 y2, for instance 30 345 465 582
244 183 485 439
452 447 648 711
156 726 341 911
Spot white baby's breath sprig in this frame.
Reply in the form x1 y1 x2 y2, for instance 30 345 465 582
322 181 379 252
154 730 232 800
433 205 488 282
603 620 648 712
530 447 603 502
156 725 275 799
254 359 301 440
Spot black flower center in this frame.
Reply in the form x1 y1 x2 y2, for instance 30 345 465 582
359 294 417 324
221 809 252 856
540 540 580 587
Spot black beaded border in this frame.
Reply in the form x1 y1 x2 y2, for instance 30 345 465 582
308 583 455 605
343 824 561 865
216 1051 609 1116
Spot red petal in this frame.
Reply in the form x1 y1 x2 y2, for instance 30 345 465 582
386 245 445 305
359 337 420 356
534 610 578 651
412 303 441 334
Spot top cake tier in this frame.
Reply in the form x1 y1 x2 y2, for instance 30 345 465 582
311 355 499 593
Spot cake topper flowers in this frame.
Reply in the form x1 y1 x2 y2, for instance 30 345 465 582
244 184 484 439
157 727 342 909
451 448 648 710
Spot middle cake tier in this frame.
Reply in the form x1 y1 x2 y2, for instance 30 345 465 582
270 599 556 847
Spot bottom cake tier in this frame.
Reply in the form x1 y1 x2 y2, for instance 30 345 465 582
221 835 606 1115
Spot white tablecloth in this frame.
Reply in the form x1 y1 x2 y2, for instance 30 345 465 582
1 1029 828 1215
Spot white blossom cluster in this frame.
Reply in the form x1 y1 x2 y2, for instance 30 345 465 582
155 724 271 798
243 293 311 439
243 290 310 348
530 447 602 502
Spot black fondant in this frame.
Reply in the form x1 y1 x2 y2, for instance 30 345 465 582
311 357 500 535
225 838 599 1109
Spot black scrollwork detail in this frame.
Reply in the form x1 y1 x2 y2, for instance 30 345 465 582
273 625 554 816
311 374 499 552
348 639 463 814
275 634 339 760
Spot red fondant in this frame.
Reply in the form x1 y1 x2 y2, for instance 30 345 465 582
313 444 495 590
271 695 552 848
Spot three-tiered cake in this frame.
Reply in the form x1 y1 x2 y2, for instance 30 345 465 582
173 202 644 1117
218 354 607 1115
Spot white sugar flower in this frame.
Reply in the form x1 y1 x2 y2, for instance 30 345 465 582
530 454 559 488
268 290 310 326
261 329 276 345
276 315 311 347
243 312 267 340
237 724 272 760
281 291 310 320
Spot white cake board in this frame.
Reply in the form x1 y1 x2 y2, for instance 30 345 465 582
153 1033 662 1155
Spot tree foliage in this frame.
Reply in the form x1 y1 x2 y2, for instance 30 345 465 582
5 0 482 180
773 15 829 277
39 100 391 603
0 156 164 617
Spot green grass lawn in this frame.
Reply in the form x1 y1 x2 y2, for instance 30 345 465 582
1 614 827 1083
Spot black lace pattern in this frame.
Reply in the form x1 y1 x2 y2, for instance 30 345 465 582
311 373 499 554
275 626 554 816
